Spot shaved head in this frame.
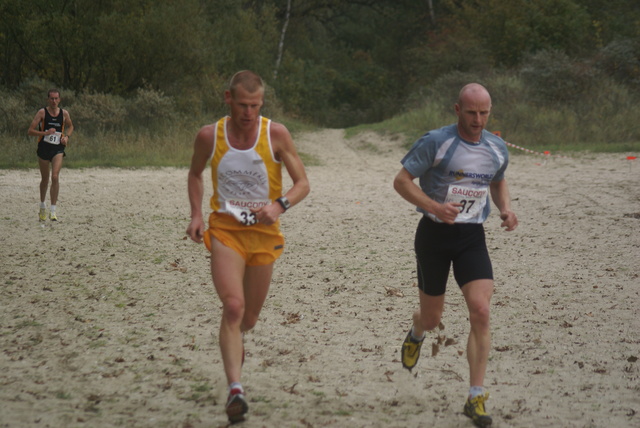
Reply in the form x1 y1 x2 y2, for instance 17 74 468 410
458 83 491 108
455 83 493 142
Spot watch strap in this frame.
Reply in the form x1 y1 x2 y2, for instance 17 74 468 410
276 197 290 211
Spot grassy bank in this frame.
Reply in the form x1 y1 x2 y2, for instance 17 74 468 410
346 109 640 155
2 102 638 169
1 118 319 169
346 74 640 155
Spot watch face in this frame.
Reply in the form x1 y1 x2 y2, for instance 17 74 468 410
278 197 290 210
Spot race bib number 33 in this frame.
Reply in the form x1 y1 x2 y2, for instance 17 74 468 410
445 185 488 221
225 199 271 226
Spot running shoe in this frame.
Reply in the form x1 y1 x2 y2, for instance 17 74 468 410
464 392 492 427
39 208 47 221
49 212 58 221
226 387 248 424
401 329 424 371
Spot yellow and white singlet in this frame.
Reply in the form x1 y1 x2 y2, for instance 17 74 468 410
205 116 285 265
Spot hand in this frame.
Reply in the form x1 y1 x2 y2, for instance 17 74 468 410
45 128 56 135
252 203 284 226
186 218 205 243
434 202 462 224
500 210 518 231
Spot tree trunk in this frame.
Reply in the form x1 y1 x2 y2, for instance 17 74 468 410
273 0 292 81
427 0 436 26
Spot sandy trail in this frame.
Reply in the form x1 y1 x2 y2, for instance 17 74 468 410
1 130 639 427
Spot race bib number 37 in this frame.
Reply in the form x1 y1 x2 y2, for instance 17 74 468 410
225 199 271 226
43 132 62 145
445 185 488 221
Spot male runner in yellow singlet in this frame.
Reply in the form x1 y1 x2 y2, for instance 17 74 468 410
186 70 310 423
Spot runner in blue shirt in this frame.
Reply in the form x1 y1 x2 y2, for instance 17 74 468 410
394 83 518 428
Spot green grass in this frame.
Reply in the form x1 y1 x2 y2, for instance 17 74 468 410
346 75 640 154
345 103 449 147
346 105 640 154
2 104 637 170
14 319 43 329
3 130 193 169
2 116 321 169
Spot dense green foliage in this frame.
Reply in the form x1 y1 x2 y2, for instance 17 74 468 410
1 0 639 167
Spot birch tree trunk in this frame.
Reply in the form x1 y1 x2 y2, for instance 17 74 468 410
427 0 436 26
273 0 292 81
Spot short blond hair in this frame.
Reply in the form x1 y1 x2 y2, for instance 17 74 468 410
229 70 264 96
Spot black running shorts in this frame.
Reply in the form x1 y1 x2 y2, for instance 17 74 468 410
37 140 66 161
414 216 493 296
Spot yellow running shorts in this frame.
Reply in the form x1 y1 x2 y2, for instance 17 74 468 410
204 212 285 266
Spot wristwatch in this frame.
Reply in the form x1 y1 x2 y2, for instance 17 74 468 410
276 196 291 211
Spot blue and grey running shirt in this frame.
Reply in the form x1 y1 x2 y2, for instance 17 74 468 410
400 124 509 224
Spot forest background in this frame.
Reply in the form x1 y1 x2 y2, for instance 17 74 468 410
1 0 639 168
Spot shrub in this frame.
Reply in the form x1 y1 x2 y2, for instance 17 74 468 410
0 91 29 133
17 76 58 109
126 87 176 128
520 49 598 104
424 71 489 110
72 92 127 134
594 39 640 90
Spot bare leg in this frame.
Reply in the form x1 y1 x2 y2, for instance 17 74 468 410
461 279 493 388
38 158 50 203
209 237 273 385
412 290 445 337
241 263 273 333
50 153 64 206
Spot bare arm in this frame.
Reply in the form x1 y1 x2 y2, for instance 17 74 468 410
272 122 310 206
27 109 48 138
393 167 461 224
186 125 214 243
489 179 518 231
61 110 74 146
254 122 310 225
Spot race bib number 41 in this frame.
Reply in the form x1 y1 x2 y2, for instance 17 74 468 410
225 199 271 226
43 132 62 145
444 185 488 221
